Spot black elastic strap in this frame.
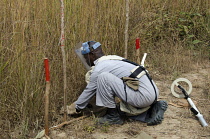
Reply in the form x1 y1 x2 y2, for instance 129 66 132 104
123 82 127 103
123 81 133 113
129 66 145 78
145 71 157 105
122 59 139 66
121 59 157 105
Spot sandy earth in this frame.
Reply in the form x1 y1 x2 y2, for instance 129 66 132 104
37 66 210 139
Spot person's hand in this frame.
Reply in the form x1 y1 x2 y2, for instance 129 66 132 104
60 103 81 115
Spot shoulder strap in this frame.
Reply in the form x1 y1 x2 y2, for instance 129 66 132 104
121 59 157 105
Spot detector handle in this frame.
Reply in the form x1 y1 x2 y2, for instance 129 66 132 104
191 107 208 127
178 85 208 127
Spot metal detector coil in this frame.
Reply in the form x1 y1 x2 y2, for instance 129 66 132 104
171 78 208 127
171 78 192 98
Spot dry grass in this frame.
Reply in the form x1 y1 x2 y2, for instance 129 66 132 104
0 0 209 138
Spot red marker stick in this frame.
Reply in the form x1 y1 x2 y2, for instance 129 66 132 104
44 58 50 135
136 38 140 50
136 38 140 64
44 58 50 82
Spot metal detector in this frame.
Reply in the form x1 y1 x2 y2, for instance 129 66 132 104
171 78 208 127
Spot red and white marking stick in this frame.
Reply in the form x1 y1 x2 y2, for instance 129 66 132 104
60 0 67 122
44 58 50 135
136 38 140 64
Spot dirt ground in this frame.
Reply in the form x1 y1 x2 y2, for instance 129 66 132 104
36 65 210 139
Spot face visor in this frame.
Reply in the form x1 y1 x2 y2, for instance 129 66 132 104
74 41 101 70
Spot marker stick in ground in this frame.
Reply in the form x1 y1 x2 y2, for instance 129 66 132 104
136 38 140 65
60 0 67 122
44 58 50 135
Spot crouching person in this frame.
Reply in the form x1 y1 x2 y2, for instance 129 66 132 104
67 41 168 125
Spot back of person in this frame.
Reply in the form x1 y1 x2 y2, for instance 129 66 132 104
93 57 159 108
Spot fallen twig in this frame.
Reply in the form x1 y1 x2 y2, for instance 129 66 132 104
35 116 87 139
50 116 87 130
168 102 184 108
201 135 210 137
158 96 167 99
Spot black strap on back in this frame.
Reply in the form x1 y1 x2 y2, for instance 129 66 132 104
122 59 157 105
129 66 145 78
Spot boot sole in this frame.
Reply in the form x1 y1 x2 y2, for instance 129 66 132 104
147 100 168 126
97 118 124 125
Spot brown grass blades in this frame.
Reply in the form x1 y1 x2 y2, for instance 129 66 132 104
0 0 209 138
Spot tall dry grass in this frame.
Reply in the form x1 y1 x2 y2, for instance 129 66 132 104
0 0 209 137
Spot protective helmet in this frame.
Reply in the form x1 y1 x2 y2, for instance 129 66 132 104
81 41 101 54
75 41 101 70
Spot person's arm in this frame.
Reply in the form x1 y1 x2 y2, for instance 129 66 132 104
75 70 99 110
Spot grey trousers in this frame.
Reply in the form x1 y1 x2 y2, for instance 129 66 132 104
96 72 154 108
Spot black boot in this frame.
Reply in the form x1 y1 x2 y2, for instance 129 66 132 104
98 108 124 125
146 100 168 125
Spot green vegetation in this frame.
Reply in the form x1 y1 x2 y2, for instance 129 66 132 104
0 0 209 138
